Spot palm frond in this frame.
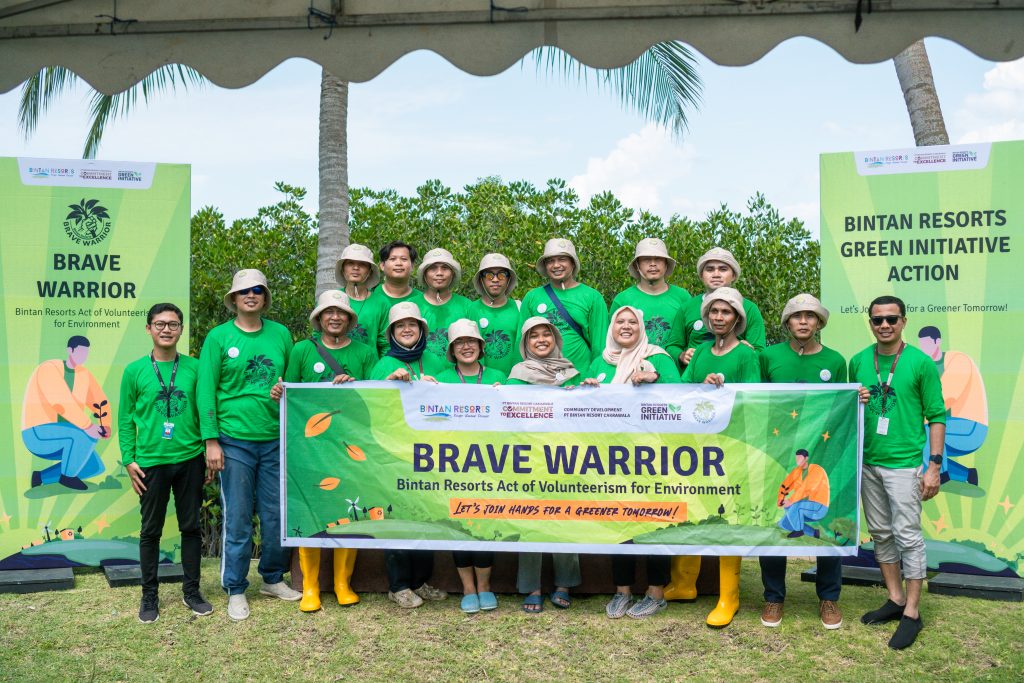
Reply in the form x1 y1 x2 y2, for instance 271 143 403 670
18 66 79 138
530 42 703 139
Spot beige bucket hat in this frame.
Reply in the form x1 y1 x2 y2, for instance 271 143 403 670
474 253 518 298
387 300 428 333
446 318 485 363
417 248 462 289
518 316 565 360
334 243 380 290
535 238 580 280
628 237 677 280
309 289 358 334
224 268 271 312
696 247 741 281
781 293 829 329
701 286 747 336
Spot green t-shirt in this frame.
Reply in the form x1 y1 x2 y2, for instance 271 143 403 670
467 298 523 375
370 286 425 356
346 293 387 357
520 283 609 375
197 318 293 441
759 342 848 384
849 343 946 469
667 294 767 362
419 293 471 375
370 355 432 381
505 374 581 388
584 353 682 384
118 354 203 467
436 366 508 385
680 342 760 384
284 339 377 383
610 285 692 356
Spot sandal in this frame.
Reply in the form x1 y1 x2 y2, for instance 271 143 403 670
522 594 544 614
549 590 571 609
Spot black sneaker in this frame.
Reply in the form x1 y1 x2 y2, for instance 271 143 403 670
139 594 159 623
183 592 213 617
860 599 905 625
888 615 924 650
58 474 87 490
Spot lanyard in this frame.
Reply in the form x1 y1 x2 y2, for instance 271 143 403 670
873 342 905 417
403 359 424 379
456 366 483 384
150 352 180 419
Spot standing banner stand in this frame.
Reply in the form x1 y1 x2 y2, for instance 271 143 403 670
0 158 190 593
820 141 1024 601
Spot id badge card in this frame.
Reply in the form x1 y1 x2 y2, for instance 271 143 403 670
876 416 889 436
162 422 175 440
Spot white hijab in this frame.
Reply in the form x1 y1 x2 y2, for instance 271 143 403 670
602 306 669 384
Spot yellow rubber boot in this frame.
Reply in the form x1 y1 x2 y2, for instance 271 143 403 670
663 555 700 602
706 556 741 628
333 548 360 606
298 547 322 612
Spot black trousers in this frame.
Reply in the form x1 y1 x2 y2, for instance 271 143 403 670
452 550 494 569
138 454 204 596
612 554 671 587
385 550 434 592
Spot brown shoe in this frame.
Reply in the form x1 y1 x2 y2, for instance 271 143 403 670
760 601 783 627
820 600 843 629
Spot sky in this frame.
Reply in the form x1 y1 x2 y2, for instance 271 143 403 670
1 37 1021 239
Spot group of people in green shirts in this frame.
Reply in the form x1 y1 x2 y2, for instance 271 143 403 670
119 235 945 650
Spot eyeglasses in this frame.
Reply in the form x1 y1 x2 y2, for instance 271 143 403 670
481 270 509 281
151 321 182 331
452 339 480 348
237 286 265 296
869 315 902 327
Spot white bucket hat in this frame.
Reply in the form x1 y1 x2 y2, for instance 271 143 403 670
417 248 462 290
387 300 429 334
446 318 485 363
628 237 676 280
334 243 380 290
474 253 518 298
697 247 741 281
309 289 358 334
518 316 565 360
701 286 747 336
535 238 580 280
224 268 271 312
781 293 829 329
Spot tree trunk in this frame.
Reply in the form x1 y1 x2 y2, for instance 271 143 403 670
893 40 949 147
317 69 350 297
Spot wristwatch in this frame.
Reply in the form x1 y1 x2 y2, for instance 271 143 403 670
928 454 943 465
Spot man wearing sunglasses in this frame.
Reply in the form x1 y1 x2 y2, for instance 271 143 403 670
849 295 945 650
119 303 210 623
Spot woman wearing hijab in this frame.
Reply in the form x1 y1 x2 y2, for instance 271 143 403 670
271 290 375 612
670 287 759 628
367 301 445 608
467 253 522 376
506 317 582 612
334 243 385 356
436 319 506 613
580 306 679 619
198 269 300 622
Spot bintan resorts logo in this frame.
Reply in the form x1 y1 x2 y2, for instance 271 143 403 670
63 198 112 245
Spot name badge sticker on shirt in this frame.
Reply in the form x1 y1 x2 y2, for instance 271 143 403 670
162 422 175 440
876 416 889 436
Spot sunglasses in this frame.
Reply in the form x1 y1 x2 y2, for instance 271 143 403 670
481 270 509 281
869 315 902 326
237 286 265 296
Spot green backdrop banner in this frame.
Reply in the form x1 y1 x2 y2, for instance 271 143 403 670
821 141 1023 577
0 157 190 569
283 382 862 556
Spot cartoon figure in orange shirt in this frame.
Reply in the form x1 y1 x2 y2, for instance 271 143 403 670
917 326 987 487
21 335 111 491
776 448 830 539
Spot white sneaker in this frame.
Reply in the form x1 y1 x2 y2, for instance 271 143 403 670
227 594 250 621
260 581 302 601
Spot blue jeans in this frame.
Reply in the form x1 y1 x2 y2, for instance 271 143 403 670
778 501 828 536
218 435 289 595
921 417 987 483
759 555 842 603
22 423 104 484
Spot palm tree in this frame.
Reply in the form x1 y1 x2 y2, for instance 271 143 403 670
893 40 949 146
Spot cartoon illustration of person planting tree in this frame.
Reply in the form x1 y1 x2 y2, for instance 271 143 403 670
776 448 830 539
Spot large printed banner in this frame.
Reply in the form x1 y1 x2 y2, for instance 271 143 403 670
0 157 190 569
821 141 1023 577
283 382 862 556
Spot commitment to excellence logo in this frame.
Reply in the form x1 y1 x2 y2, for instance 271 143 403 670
63 198 112 245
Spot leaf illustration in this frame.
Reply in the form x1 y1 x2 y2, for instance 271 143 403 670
318 477 340 491
344 442 366 461
304 410 342 437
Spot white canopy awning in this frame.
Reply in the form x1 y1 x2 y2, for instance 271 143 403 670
2 0 1022 94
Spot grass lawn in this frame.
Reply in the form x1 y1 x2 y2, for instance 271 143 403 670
1 558 1021 682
